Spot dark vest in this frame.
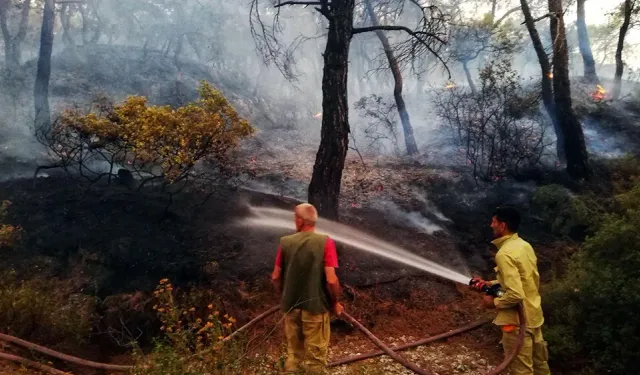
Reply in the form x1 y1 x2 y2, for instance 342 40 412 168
280 231 330 314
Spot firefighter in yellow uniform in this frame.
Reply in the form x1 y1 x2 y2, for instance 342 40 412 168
473 206 551 375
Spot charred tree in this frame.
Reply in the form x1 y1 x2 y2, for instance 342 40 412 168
307 0 355 220
491 0 497 21
613 0 635 99
251 0 448 219
549 0 590 180
34 0 55 133
363 0 418 155
462 61 477 93
0 0 32 70
520 0 564 164
577 0 599 83
60 4 74 45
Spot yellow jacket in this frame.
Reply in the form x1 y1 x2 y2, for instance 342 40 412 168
490 233 545 328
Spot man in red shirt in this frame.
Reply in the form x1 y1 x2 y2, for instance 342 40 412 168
271 203 343 374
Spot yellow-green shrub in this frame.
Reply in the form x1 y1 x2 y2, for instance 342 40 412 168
131 279 244 375
0 201 22 248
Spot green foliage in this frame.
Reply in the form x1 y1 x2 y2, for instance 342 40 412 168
608 155 640 193
131 279 245 375
0 270 96 347
544 167 640 374
531 185 592 238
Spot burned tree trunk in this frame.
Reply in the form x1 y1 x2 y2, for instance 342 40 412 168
577 0 599 83
363 0 418 155
613 0 634 99
34 0 55 133
491 0 497 21
520 0 564 163
462 61 477 94
0 1 14 68
549 0 589 180
61 4 74 45
89 0 102 44
308 0 355 220
0 0 32 70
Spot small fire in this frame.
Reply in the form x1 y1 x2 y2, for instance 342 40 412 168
591 84 607 102
547 72 554 79
445 81 456 89
313 112 322 119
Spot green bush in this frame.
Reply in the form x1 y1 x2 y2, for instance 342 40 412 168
531 184 592 238
544 179 640 374
607 155 640 194
0 270 96 348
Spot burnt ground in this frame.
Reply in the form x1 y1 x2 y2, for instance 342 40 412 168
0 148 568 374
0 156 522 374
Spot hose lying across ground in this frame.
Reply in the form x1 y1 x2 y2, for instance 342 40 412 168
0 352 69 375
328 316 493 367
0 304 525 374
339 305 526 375
0 332 132 372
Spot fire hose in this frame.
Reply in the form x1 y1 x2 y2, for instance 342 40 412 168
0 306 281 374
0 304 524 375
338 305 526 375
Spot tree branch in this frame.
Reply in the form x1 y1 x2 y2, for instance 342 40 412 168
352 25 445 45
274 1 322 6
521 12 555 25
352 24 450 78
493 6 520 28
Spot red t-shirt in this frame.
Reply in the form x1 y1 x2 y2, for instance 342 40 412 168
274 237 338 268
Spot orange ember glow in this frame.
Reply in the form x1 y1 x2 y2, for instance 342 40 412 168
313 112 322 119
591 85 607 102
547 72 554 79
445 82 456 89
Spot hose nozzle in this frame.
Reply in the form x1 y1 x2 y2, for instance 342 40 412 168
469 278 504 298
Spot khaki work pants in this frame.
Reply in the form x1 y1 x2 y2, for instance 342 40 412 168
284 309 330 374
501 326 551 375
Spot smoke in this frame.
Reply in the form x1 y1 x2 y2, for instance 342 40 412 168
582 117 628 159
0 0 637 183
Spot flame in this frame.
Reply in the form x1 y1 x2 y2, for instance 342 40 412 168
591 84 607 102
313 112 322 119
547 72 553 79
445 81 456 89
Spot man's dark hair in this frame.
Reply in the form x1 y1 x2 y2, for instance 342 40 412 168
493 206 521 232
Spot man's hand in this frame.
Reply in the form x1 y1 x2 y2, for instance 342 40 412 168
271 266 282 295
470 277 488 291
482 295 496 309
333 302 344 317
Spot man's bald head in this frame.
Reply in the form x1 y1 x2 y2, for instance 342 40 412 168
295 203 318 230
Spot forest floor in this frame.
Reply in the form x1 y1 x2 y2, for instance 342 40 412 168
0 146 534 375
